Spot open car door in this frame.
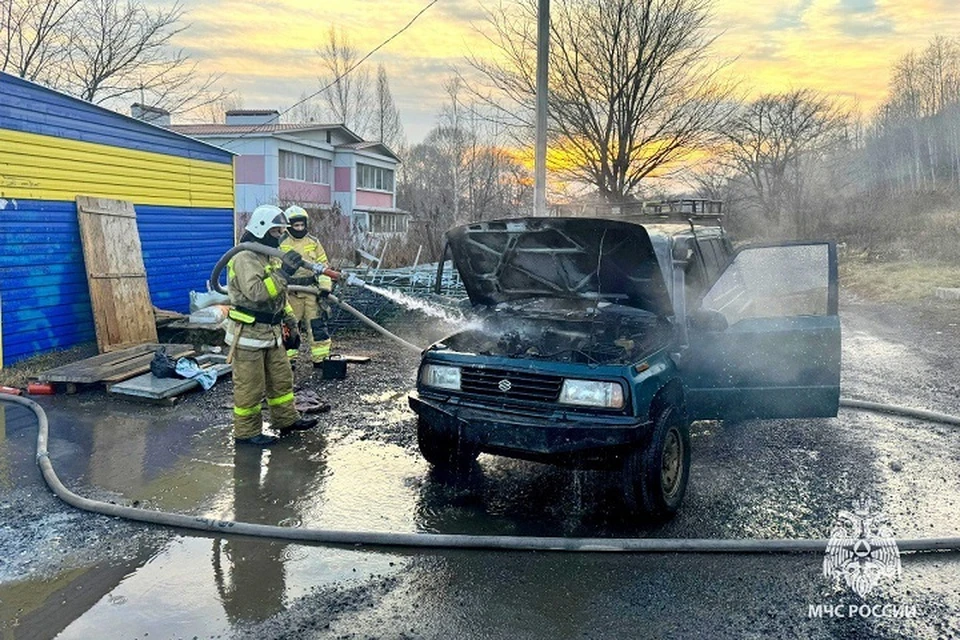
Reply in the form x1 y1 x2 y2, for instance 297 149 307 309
683 242 840 420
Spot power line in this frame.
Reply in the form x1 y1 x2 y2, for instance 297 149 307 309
223 0 440 145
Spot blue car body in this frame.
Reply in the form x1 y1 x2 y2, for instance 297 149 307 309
410 216 840 477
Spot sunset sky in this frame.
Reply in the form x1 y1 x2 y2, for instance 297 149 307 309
172 0 960 142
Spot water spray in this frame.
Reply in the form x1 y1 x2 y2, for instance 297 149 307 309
208 243 424 354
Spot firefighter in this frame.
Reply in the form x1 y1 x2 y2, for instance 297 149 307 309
226 204 318 446
279 205 334 366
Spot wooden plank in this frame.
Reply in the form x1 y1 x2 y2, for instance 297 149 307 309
76 196 158 352
153 307 187 327
38 343 194 383
99 345 197 383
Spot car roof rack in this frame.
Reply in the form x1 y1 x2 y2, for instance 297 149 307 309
615 199 724 225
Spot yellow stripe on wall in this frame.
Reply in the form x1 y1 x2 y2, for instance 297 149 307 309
0 128 234 209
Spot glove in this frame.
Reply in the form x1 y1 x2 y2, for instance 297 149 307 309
282 317 301 351
345 273 366 287
319 288 331 298
280 250 304 277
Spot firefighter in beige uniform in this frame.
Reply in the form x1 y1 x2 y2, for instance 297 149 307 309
226 205 318 446
280 205 333 365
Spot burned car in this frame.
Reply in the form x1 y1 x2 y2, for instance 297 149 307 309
409 214 840 516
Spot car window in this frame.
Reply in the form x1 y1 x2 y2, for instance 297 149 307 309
701 244 832 325
684 247 708 307
699 238 723 284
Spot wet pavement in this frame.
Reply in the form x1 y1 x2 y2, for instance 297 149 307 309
1 301 960 639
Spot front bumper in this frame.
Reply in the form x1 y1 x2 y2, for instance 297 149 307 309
409 393 651 468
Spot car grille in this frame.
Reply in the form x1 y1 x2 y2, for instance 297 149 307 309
460 366 563 403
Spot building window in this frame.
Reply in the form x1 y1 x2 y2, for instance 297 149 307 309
369 213 408 233
279 150 330 184
357 163 394 192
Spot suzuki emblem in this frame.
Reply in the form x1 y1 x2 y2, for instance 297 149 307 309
498 379 512 392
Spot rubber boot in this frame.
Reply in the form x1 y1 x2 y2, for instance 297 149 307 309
278 416 319 435
235 433 280 446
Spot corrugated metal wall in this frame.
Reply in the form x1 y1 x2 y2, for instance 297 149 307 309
0 73 235 367
137 205 234 313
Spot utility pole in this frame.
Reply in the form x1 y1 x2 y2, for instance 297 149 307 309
534 0 549 216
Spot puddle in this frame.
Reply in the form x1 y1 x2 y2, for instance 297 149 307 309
303 440 424 532
45 536 404 638
4 317 960 638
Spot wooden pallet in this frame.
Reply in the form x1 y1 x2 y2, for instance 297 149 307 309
37 343 196 385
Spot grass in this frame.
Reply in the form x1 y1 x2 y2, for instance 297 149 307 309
840 257 960 303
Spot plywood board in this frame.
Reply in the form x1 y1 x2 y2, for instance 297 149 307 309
107 354 232 400
37 343 195 384
76 196 158 352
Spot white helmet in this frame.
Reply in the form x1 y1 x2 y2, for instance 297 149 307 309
245 205 289 238
284 205 309 222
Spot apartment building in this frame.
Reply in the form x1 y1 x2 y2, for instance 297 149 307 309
171 110 408 236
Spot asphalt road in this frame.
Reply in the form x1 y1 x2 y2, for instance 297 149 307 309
1 299 959 639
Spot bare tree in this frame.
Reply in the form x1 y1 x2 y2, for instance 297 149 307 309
869 37 960 194
436 77 468 221
469 0 733 202
316 27 373 136
721 89 848 231
187 92 244 124
283 92 325 125
373 63 404 150
397 76 531 258
2 0 226 116
62 0 224 114
1 0 80 83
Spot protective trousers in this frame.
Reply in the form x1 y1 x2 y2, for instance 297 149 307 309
286 291 332 363
232 343 299 438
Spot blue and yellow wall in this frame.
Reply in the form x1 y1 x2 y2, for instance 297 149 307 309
0 72 235 367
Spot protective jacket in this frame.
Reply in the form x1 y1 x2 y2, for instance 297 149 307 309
224 250 293 350
279 232 334 362
278 234 332 293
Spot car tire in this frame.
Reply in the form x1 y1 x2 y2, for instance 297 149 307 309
622 404 691 517
417 418 479 472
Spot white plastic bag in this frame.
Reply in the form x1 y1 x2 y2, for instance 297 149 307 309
188 304 229 324
190 288 231 312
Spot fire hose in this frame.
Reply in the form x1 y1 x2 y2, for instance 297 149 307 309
5 245 959 553
3 391 959 553
208 243 422 355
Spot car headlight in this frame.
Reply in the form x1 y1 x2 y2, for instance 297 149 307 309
559 379 624 409
420 364 462 391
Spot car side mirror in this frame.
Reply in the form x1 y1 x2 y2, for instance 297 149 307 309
688 309 728 332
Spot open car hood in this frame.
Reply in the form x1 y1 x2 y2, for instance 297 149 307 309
446 217 673 317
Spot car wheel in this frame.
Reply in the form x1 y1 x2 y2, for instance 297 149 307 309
622 404 691 517
417 418 479 472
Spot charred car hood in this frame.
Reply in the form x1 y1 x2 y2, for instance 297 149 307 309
446 217 673 317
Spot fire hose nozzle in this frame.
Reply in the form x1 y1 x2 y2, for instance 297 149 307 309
310 263 342 280
308 263 364 287
344 273 366 287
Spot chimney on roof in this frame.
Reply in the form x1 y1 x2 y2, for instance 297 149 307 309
225 109 280 126
131 103 171 126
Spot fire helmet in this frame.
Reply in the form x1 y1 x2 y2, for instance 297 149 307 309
245 205 289 239
284 205 309 239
